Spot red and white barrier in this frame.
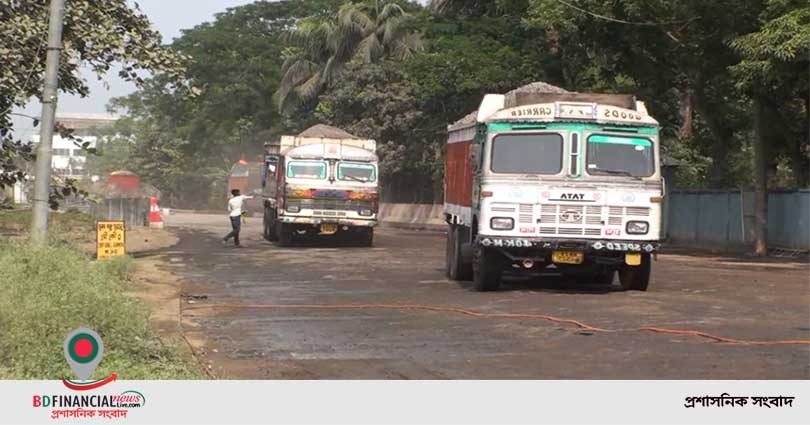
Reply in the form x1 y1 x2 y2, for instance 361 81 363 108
149 197 164 229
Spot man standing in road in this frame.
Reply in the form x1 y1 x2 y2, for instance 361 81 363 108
223 189 253 247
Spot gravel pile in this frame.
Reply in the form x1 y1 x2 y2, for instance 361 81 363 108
298 124 359 139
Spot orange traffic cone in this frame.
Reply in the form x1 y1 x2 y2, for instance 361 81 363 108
149 197 164 229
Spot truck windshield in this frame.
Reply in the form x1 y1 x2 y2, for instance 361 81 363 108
490 133 563 174
287 161 326 179
586 134 654 177
338 162 376 182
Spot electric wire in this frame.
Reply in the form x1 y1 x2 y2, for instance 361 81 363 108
556 0 685 27
183 303 810 347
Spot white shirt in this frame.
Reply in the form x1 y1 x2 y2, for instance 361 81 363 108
228 195 253 217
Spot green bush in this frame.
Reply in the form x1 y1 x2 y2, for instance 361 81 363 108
0 210 94 235
0 241 203 379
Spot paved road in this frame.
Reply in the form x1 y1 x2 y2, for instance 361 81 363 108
161 212 809 379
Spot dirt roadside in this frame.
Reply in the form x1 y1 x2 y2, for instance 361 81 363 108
0 211 211 376
127 255 216 377
72 225 179 256
105 227 223 378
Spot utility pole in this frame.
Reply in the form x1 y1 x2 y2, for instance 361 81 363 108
30 0 66 243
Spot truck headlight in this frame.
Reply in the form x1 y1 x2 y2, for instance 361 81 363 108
490 217 514 230
287 205 300 213
626 221 649 235
359 209 373 216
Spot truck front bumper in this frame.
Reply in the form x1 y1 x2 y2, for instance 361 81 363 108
279 215 377 227
477 236 660 253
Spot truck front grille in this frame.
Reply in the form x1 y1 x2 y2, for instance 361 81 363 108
519 204 533 224
287 198 372 212
538 227 603 236
530 204 651 238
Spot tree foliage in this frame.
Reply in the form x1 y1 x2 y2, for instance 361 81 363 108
102 0 810 207
110 0 341 207
275 0 423 111
315 62 435 201
0 0 187 193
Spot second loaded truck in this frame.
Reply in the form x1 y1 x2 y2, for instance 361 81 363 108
261 125 379 246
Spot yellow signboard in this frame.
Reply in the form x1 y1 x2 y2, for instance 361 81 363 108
96 220 126 260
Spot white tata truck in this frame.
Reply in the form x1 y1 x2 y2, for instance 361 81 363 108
444 86 663 291
261 125 379 246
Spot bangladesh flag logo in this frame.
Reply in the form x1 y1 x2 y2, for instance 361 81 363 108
62 327 116 390
67 332 100 364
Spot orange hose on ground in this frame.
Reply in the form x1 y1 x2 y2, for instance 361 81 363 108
183 303 810 347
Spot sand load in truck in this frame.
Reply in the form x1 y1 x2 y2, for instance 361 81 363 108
444 82 663 291
261 125 379 246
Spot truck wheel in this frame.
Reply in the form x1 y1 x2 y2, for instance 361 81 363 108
263 209 277 241
276 222 292 247
618 253 651 291
359 228 374 247
446 225 472 281
445 226 454 278
472 245 502 291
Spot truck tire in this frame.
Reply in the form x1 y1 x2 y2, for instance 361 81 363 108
359 228 374 247
618 253 651 291
446 225 472 281
276 222 292 247
472 245 502 291
263 209 277 241
445 226 454 278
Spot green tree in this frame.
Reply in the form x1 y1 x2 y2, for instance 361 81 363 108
524 0 767 188
114 0 342 208
430 0 529 17
275 0 423 112
0 0 186 190
315 62 432 201
83 136 135 179
393 6 545 201
729 0 810 254
731 1 810 188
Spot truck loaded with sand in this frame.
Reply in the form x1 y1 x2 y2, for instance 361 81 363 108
260 125 378 246
444 82 664 291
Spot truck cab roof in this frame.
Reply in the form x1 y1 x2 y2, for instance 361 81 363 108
448 82 659 132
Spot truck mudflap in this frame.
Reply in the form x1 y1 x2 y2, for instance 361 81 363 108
477 236 659 253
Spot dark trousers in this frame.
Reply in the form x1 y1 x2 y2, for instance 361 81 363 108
224 215 241 246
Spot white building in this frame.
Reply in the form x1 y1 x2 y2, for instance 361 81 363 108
30 133 99 179
11 179 29 204
30 112 120 180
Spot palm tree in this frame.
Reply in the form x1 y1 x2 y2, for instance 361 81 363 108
275 1 422 112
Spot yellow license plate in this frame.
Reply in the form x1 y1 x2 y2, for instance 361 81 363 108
320 223 338 234
552 251 584 264
625 253 641 266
